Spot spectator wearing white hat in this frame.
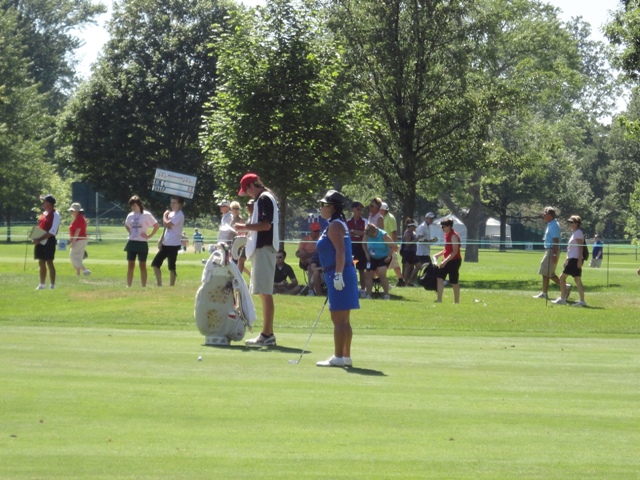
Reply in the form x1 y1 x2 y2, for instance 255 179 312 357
410 212 438 285
217 199 235 243
68 203 91 276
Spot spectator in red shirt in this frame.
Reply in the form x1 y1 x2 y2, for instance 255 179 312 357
68 203 91 276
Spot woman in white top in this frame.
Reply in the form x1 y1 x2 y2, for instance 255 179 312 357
553 215 587 307
124 196 159 287
152 196 185 286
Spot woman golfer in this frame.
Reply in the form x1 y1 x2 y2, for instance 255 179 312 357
316 190 360 368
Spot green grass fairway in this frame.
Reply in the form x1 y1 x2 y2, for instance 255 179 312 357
1 238 639 479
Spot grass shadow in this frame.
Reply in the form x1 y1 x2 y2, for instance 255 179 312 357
345 367 387 376
203 344 308 354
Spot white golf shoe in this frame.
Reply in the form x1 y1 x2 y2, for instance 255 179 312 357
316 356 345 367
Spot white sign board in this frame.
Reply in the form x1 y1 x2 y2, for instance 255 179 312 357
152 169 198 199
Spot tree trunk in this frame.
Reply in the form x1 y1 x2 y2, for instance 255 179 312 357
499 209 508 252
440 172 483 263
4 209 11 243
279 196 287 251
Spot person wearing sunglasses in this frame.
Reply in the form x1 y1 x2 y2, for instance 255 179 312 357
316 190 360 367
273 250 302 295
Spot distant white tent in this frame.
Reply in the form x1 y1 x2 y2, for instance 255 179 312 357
432 214 467 247
485 218 512 248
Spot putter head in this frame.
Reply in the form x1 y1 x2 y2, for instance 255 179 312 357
288 359 300 364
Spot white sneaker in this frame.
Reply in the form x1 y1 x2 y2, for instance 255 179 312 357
532 292 547 299
316 356 345 367
35 284 45 290
49 284 55 290
83 269 91 276
565 284 572 299
573 300 587 307
343 357 352 367
245 333 276 347
551 298 566 305
383 294 391 300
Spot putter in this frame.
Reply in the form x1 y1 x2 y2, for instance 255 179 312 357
289 297 328 365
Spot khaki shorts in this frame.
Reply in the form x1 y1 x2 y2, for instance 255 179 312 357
69 239 88 269
538 249 558 277
249 246 276 295
389 251 400 269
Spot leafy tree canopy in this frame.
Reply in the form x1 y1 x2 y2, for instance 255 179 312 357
57 0 232 216
202 0 371 221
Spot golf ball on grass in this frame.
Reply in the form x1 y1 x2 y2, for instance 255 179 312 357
197 356 202 361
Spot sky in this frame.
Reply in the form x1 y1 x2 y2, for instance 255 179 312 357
73 0 622 79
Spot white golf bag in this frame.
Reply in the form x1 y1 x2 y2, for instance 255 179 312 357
194 238 256 345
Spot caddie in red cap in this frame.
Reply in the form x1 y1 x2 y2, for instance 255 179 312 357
234 173 280 346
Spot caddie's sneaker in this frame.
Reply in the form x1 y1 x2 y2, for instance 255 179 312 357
565 284 572 299
343 357 352 367
83 269 91 276
316 356 345 367
532 292 547 299
551 298 566 305
573 300 587 307
35 284 46 290
245 333 277 347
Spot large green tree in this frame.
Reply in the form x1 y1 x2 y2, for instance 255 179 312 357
57 0 231 216
202 0 370 241
2 0 106 113
0 6 57 234
439 2 617 257
328 0 491 224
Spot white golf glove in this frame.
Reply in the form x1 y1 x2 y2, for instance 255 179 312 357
333 272 345 291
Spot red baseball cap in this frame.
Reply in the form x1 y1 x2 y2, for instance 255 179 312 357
238 173 258 196
310 222 321 231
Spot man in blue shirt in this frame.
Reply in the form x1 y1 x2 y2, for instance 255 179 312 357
533 207 568 299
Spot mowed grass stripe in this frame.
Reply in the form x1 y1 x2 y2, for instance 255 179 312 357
1 327 639 479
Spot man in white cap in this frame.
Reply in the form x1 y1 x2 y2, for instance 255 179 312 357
217 199 234 243
380 201 404 286
416 212 437 264
410 212 438 285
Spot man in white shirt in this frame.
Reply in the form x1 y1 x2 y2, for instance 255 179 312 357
416 212 437 265
217 200 235 243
